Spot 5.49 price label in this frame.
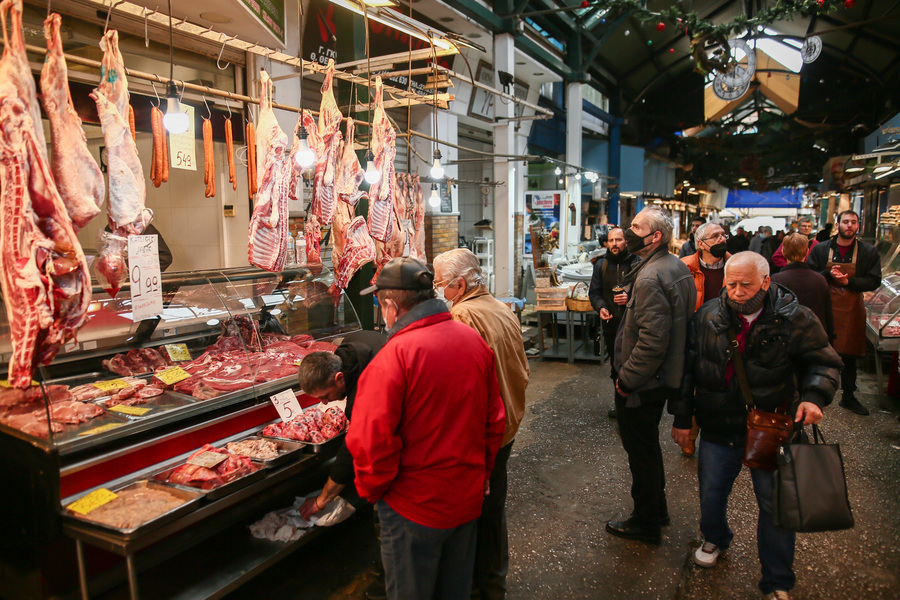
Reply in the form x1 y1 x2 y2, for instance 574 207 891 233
128 235 163 322
168 104 196 171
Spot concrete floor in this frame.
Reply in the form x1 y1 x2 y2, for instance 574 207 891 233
226 357 900 600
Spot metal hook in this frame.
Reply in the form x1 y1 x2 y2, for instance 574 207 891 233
216 34 233 70
47 0 51 18
104 0 124 34
225 101 232 120
265 49 274 74
202 95 212 120
150 81 160 107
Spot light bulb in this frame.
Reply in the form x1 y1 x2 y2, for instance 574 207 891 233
364 149 381 185
558 178 564 185
429 184 440 207
554 166 562 175
575 172 582 180
294 127 316 168
163 81 190 134
430 148 444 179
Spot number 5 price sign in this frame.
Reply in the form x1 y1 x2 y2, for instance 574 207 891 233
270 389 303 423
128 234 163 321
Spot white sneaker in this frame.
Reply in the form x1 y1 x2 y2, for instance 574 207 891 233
763 591 791 600
693 541 722 568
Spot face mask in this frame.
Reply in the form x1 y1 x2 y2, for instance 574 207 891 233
624 229 653 254
435 287 453 309
726 286 768 315
709 242 728 259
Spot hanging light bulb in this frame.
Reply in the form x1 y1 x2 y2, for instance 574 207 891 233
429 183 440 207
163 80 190 134
558 178 564 185
554 165 562 176
430 148 444 179
294 125 317 168
575 172 582 180
364 149 381 185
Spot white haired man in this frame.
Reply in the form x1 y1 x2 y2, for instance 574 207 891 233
433 248 529 600
670 252 842 600
606 206 696 545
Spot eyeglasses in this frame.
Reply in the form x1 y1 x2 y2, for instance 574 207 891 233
702 232 730 242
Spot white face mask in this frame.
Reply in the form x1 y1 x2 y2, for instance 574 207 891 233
435 286 453 309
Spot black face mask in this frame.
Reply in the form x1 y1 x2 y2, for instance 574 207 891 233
624 229 653 254
726 286 768 315
708 242 728 259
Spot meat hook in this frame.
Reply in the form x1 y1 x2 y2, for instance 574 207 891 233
202 95 212 120
216 34 234 70
46 0 51 17
103 0 125 34
150 81 160 108
225 101 232 120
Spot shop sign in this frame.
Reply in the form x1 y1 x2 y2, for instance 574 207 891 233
468 61 494 122
440 181 452 213
241 0 286 44
128 235 163 322
525 191 561 253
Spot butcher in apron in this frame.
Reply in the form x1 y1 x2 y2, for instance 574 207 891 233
807 210 883 416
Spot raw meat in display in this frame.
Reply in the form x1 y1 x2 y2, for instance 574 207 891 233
226 438 279 460
46 400 104 424
310 61 342 226
411 176 427 262
78 486 186 530
0 412 63 438
0 95 92 386
331 118 370 289
219 316 262 351
305 214 322 264
69 384 109 402
367 77 396 244
248 71 291 272
0 0 47 158
323 405 349 430
165 444 258 490
333 217 376 291
40 13 104 231
261 406 347 443
395 173 426 263
102 347 174 376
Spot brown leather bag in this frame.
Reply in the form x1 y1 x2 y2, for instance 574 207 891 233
728 328 795 471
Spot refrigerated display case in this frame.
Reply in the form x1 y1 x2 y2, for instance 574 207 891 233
865 273 900 350
0 265 363 600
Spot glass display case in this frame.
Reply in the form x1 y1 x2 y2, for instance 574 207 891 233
875 224 900 275
865 273 900 350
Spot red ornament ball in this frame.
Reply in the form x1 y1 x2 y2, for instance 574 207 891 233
656 22 666 31
844 0 855 7
817 0 825 5
581 0 589 7
669 48 674 53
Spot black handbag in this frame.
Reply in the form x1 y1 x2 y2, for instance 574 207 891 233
773 424 854 532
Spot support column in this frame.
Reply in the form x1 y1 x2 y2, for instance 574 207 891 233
609 119 621 224
564 81 583 255
493 33 516 296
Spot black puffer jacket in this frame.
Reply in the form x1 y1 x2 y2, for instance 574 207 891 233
670 283 842 448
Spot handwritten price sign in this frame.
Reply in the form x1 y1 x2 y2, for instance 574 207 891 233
270 389 303 423
128 235 163 322
168 104 196 171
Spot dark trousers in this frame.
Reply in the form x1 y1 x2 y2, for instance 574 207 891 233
839 353 858 395
614 394 667 532
602 318 621 378
472 441 513 600
377 500 477 600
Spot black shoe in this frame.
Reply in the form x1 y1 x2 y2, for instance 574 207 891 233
605 518 661 545
840 396 870 416
608 408 617 419
660 514 671 527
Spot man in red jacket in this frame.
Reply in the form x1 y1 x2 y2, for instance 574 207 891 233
347 257 507 600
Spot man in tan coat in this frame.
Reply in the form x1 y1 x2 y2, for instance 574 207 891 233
433 248 530 600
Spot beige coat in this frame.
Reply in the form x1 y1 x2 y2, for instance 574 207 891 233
451 286 529 446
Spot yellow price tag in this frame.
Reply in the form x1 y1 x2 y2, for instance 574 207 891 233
155 366 191 386
67 488 119 515
78 423 124 437
164 344 192 362
92 379 130 392
294 360 303 366
109 405 151 416
0 379 39 388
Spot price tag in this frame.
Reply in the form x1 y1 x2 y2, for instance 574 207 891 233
78 423 124 437
164 344 191 362
155 366 191 386
67 488 118 515
0 379 39 388
109 405 151 416
92 379 130 392
128 235 163 322
270 389 303 423
187 451 229 468
168 104 196 171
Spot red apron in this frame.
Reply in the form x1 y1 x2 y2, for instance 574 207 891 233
827 242 866 356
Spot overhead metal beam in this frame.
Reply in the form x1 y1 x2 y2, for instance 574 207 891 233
815 13 900 53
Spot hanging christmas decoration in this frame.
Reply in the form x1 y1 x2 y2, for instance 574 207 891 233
656 22 666 31
581 0 590 8
844 0 854 6
669 47 675 53
691 33 731 76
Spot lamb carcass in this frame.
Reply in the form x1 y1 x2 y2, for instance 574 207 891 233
309 60 342 226
0 0 47 158
305 213 322 264
366 77 396 244
410 175 427 262
333 216 375 291
331 118 367 269
248 70 291 272
41 13 104 231
0 97 92 387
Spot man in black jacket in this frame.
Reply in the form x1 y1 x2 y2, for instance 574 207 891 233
298 329 387 517
589 227 640 417
671 252 842 600
806 210 881 415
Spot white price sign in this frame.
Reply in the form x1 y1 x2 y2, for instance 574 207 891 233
270 389 303 423
128 235 163 322
168 104 196 171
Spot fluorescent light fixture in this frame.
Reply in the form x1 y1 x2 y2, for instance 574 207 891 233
738 178 747 182
874 162 894 173
875 166 900 180
844 164 865 173
328 0 452 49
363 0 396 6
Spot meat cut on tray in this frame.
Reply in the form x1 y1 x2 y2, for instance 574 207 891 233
77 485 188 530
261 406 347 443
164 444 258 490
102 347 178 376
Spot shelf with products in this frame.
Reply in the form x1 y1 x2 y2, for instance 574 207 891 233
0 265 362 600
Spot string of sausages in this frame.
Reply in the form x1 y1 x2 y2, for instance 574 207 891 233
225 118 236 191
150 105 169 188
203 117 216 198
246 121 257 200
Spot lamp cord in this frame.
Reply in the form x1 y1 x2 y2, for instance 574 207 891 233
167 0 173 82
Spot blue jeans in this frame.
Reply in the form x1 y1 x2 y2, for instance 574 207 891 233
697 439 796 594
376 500 477 600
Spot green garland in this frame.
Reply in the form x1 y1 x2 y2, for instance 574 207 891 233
590 0 849 39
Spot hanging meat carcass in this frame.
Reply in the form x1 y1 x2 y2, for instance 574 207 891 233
40 13 104 231
305 213 322 264
92 30 151 297
331 118 367 278
309 60 342 226
410 174 427 262
248 71 291 271
367 77 396 244
333 217 375 291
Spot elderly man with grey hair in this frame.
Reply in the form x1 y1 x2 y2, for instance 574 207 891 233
670 251 841 600
605 206 696 545
433 248 529 600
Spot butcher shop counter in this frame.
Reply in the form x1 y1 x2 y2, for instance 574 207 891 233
0 265 364 600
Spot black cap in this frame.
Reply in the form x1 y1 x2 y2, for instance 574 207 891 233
360 257 433 295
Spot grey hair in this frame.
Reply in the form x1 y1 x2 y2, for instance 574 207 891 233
694 222 722 245
638 206 674 245
433 248 486 288
798 216 814 225
724 251 770 279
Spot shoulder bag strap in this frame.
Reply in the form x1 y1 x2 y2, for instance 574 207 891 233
727 327 755 410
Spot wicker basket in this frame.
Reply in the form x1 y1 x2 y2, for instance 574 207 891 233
566 297 593 312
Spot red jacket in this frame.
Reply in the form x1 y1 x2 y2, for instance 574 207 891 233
347 310 506 529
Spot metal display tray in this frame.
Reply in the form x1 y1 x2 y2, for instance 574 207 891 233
150 459 267 501
223 435 307 468
62 480 204 541
258 422 347 454
94 389 197 419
